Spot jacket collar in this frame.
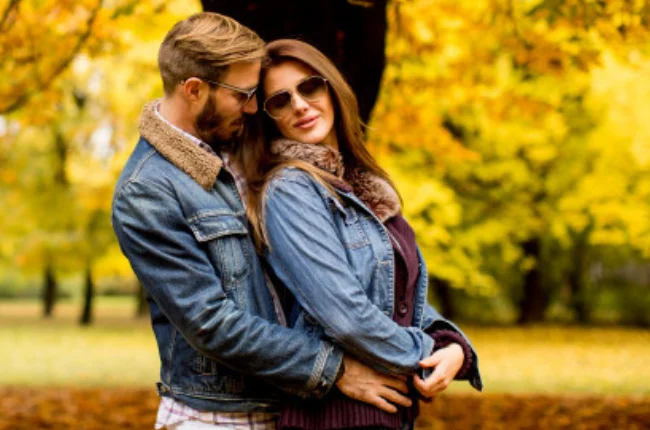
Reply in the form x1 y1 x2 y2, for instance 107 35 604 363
138 100 223 190
270 139 401 221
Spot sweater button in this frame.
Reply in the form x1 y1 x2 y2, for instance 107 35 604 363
398 302 408 316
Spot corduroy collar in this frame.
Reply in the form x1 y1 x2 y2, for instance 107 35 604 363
138 100 223 190
269 138 401 221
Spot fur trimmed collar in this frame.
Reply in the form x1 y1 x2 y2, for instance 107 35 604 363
138 100 223 190
270 139 401 221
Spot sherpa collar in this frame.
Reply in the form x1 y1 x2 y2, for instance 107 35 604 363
138 100 223 190
270 138 401 221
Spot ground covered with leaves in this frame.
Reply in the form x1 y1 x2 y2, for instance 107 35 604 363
0 387 648 430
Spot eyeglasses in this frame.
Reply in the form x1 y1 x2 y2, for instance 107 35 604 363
205 79 258 108
182 78 257 109
263 75 329 120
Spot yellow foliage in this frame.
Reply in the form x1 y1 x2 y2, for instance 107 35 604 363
2 0 650 293
369 0 650 294
0 0 201 276
0 0 201 115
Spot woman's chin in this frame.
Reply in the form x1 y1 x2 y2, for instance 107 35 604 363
288 130 329 146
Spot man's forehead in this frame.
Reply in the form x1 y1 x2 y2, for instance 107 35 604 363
222 60 261 88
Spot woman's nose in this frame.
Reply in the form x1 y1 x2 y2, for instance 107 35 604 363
291 92 309 111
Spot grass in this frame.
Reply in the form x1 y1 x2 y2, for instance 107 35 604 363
0 297 158 387
448 325 650 396
1 298 649 395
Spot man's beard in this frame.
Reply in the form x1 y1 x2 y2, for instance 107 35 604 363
194 94 244 153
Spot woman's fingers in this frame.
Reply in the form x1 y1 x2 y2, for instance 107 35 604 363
425 373 449 395
414 343 464 397
414 364 449 397
419 352 442 369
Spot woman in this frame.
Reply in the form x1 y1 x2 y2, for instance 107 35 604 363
243 39 482 430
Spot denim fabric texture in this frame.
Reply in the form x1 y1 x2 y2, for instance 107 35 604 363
111 104 343 413
263 167 482 390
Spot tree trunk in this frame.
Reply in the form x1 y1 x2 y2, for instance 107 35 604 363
135 281 148 318
517 238 548 325
79 266 94 326
201 0 388 124
42 264 57 318
567 229 591 324
431 276 456 319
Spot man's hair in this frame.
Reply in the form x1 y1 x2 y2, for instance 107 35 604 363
158 12 265 95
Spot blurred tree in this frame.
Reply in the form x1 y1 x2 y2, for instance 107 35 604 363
80 265 95 325
1 117 78 317
0 0 202 321
0 0 102 114
42 262 57 317
372 0 650 323
2 0 649 327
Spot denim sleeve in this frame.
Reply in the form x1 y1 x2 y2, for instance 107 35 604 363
263 173 434 375
112 179 342 399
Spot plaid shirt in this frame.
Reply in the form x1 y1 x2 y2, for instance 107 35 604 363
155 396 277 429
221 152 248 205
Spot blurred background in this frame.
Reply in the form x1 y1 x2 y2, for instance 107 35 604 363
1 0 649 428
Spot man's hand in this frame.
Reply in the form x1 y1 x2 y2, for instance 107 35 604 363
414 343 464 399
335 355 412 413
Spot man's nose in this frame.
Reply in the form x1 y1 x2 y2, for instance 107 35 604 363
242 93 258 114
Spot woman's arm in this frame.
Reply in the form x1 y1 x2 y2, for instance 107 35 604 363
263 171 434 375
421 304 484 392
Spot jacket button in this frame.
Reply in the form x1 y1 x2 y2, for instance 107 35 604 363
398 302 409 316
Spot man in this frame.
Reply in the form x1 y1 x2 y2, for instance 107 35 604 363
112 12 411 430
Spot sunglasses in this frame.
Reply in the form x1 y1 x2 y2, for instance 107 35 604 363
263 75 329 120
181 78 257 109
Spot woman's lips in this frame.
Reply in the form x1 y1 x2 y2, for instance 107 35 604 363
294 115 318 129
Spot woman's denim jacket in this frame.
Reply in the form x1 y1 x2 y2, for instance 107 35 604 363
111 105 343 413
263 168 482 390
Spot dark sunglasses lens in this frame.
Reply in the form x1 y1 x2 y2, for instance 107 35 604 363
265 91 292 117
297 77 327 100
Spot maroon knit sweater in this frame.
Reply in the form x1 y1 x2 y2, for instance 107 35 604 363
279 215 473 430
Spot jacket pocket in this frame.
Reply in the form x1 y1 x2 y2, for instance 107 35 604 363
188 212 251 287
176 340 246 394
326 197 370 249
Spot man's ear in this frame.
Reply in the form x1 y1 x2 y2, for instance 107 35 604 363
182 78 205 101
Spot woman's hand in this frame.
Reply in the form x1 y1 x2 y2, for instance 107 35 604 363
413 343 464 399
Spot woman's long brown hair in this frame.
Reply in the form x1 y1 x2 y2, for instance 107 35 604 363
241 39 397 251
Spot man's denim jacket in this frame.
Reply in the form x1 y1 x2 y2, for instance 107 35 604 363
111 102 343 412
263 167 482 390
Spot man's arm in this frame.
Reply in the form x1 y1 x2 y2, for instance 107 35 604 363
113 178 410 411
337 356 412 413
113 178 341 399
